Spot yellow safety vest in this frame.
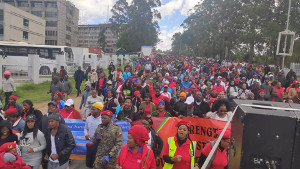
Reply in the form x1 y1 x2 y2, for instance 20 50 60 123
163 137 196 169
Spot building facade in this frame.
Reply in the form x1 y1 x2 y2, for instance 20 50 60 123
78 24 118 53
0 0 79 46
0 3 45 44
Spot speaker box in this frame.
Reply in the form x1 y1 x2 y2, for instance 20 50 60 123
229 99 299 169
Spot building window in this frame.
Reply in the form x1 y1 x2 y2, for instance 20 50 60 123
31 1 43 7
45 11 57 18
45 2 57 8
46 21 57 27
45 40 57 45
31 11 43 17
45 31 57 36
66 26 71 32
18 1 29 7
23 31 28 40
4 0 15 6
66 35 71 40
23 19 29 27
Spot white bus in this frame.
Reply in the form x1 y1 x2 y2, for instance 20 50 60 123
0 41 74 75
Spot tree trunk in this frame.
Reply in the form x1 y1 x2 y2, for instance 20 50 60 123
249 41 254 64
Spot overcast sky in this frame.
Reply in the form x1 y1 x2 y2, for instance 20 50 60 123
69 0 199 50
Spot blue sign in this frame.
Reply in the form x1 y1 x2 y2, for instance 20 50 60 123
65 119 131 156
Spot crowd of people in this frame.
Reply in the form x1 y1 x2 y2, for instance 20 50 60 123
0 55 298 169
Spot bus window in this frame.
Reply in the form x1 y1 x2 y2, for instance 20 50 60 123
51 48 60 60
39 48 49 59
18 48 27 56
28 48 38 54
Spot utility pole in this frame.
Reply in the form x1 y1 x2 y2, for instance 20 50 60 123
281 0 292 68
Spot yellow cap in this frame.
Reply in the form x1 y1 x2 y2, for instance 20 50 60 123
92 102 103 110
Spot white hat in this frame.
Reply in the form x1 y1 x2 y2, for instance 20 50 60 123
185 96 194 104
107 80 113 85
65 99 74 106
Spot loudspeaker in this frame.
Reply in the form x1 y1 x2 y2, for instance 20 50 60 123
229 99 299 169
287 103 300 169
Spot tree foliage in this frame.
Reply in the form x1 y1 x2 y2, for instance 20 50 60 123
110 0 161 52
172 0 300 65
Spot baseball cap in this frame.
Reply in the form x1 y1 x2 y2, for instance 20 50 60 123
65 99 74 106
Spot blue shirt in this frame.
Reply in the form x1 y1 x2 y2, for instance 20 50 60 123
180 81 191 90
84 115 102 144
123 72 132 81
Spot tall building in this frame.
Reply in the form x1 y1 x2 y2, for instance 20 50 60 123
78 24 118 53
0 3 45 44
0 0 79 46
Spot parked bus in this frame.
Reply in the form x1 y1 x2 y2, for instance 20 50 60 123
0 41 74 75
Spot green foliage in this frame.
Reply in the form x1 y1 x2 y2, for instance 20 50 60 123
173 0 300 65
111 0 161 52
98 28 107 50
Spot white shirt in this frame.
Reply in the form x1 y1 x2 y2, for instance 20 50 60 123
146 132 152 150
50 135 59 163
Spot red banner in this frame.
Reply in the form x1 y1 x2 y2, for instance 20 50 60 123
133 117 231 168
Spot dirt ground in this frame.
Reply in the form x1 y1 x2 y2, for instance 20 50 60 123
34 94 83 114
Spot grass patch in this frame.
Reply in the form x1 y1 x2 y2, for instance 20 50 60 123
13 64 126 104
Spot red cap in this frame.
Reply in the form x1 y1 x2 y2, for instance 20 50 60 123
134 91 140 95
3 71 11 76
217 129 231 139
55 91 63 98
126 67 129 70
177 120 190 127
293 80 299 84
163 85 168 88
101 110 113 117
159 76 163 79
258 89 266 93
9 95 17 101
0 142 16 152
5 108 17 116
168 76 173 80
191 78 196 81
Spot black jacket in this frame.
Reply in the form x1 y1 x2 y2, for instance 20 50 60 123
46 124 75 166
173 101 187 116
40 111 65 135
193 101 210 117
0 120 18 146
117 107 140 122
21 108 43 126
149 128 163 158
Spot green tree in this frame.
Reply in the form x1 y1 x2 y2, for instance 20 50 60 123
111 0 161 52
98 28 107 51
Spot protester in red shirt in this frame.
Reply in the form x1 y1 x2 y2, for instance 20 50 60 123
152 87 163 108
59 99 82 119
198 129 231 169
163 120 196 169
116 125 156 169
212 79 225 94
272 81 284 100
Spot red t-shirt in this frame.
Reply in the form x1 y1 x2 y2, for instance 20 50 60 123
152 94 163 108
163 137 191 169
202 143 228 169
98 77 104 89
60 108 82 119
118 147 156 169
144 104 150 117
